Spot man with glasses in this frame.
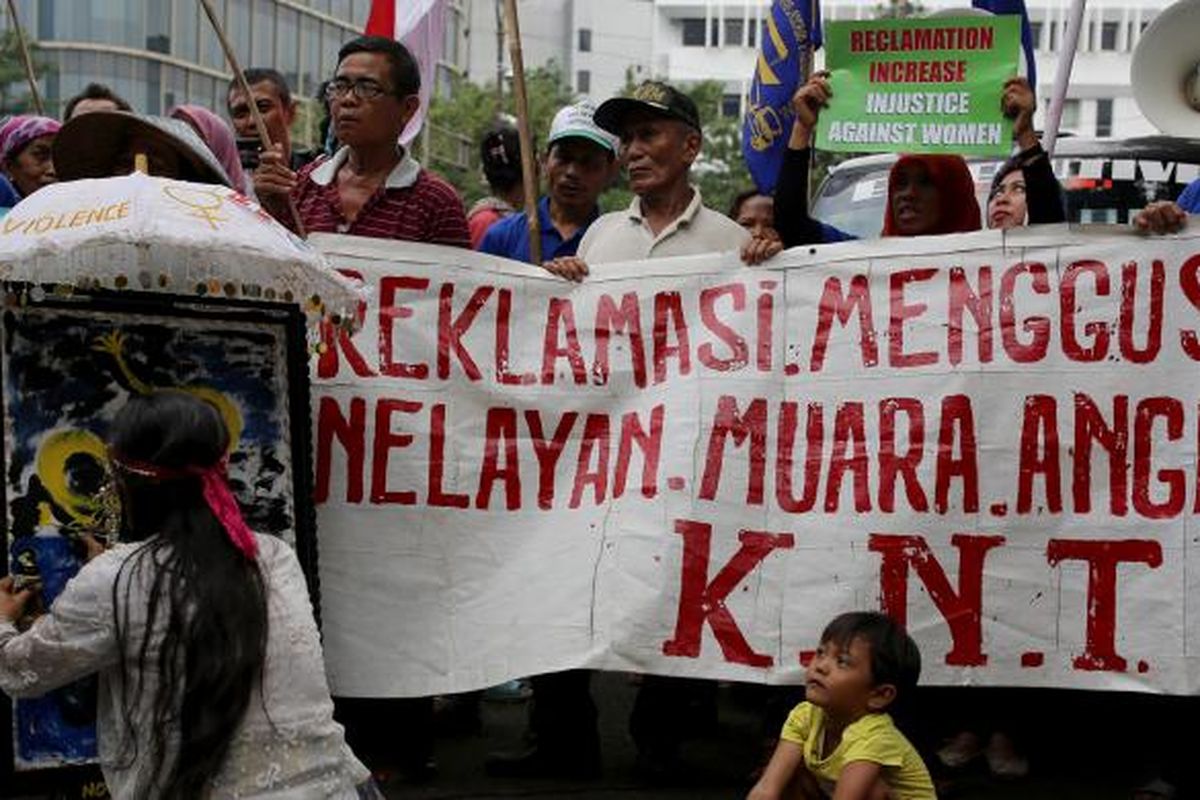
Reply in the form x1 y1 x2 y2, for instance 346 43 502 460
254 36 465 785
254 36 468 246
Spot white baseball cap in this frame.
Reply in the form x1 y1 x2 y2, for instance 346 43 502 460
546 101 619 154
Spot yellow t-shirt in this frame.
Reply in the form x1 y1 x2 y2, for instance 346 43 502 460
780 702 936 800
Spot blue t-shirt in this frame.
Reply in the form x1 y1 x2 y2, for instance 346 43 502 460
1177 178 1200 214
479 196 599 264
0 174 21 211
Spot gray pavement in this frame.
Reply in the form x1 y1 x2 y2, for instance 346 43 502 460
379 673 1138 800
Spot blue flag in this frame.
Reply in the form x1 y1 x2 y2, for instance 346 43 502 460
972 0 1038 91
742 0 822 194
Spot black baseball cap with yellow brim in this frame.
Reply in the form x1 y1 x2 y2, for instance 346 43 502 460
594 81 702 138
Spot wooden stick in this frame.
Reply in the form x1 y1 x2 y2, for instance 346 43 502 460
494 0 505 113
5 0 43 116
1043 0 1087 157
804 0 817 206
501 0 541 265
197 0 307 237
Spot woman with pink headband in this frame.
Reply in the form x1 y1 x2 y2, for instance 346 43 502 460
0 392 378 798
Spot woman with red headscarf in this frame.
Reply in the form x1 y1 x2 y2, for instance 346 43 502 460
881 152 981 236
773 72 984 247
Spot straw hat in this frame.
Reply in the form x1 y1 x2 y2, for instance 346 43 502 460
53 110 232 187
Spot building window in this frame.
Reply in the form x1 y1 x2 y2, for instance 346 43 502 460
710 19 719 46
201 21 225 70
721 93 741 118
1096 98 1113 137
277 7 300 91
253 0 274 66
37 0 52 40
177 1 199 62
682 18 706 46
228 0 251 64
146 0 171 54
301 14 321 96
1061 98 1080 131
724 19 744 47
578 28 591 52
321 22 345 82
146 61 162 115
748 20 756 47
1048 22 1057 51
1100 21 1118 50
1029 21 1042 51
576 70 590 94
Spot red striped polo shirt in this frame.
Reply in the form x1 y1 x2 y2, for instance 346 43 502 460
287 147 469 247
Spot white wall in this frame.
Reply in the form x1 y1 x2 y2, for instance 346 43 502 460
464 0 653 102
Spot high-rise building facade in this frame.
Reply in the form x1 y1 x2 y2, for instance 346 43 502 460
464 0 653 102
3 0 467 120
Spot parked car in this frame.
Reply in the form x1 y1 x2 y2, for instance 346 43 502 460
809 136 1200 239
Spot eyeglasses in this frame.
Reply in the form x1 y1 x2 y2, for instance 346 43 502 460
324 78 392 101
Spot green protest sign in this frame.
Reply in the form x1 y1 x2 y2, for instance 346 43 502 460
815 16 1020 155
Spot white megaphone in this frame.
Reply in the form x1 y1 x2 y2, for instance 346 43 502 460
1131 0 1200 136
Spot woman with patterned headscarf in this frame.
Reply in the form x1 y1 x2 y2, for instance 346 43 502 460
0 115 61 205
169 105 252 196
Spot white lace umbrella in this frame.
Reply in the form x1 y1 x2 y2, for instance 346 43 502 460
0 172 364 328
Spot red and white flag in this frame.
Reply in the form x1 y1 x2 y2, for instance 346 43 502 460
364 0 447 145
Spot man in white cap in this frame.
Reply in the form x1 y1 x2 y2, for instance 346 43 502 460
479 101 619 264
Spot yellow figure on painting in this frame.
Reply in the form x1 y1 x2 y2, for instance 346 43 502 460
34 429 113 535
92 330 244 449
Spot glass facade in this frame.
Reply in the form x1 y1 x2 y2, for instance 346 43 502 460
8 0 364 119
3 0 467 157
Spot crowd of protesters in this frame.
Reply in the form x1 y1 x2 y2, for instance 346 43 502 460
0 28 1196 800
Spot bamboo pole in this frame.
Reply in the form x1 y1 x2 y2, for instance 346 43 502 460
1042 0 1087 157
804 0 817 207
5 0 43 116
197 0 307 237
494 0 505 113
501 0 542 265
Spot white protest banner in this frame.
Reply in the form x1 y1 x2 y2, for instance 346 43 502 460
311 225 1200 698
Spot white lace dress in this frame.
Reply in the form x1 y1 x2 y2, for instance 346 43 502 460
0 534 371 798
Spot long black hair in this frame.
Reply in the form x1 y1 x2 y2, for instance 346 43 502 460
108 392 268 799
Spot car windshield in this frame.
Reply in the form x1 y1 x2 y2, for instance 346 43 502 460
812 146 1200 239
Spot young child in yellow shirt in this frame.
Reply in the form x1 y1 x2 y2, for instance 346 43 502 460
747 611 935 800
